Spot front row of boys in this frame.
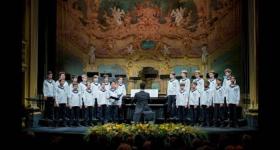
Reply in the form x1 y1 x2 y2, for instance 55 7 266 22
169 68 240 127
43 71 126 126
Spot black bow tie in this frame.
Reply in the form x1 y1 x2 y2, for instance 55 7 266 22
191 89 196 92
119 84 123 86
58 85 64 89
86 89 92 93
216 86 221 90
181 78 186 81
94 83 99 86
72 90 78 93
110 89 116 92
47 80 52 83
101 89 106 92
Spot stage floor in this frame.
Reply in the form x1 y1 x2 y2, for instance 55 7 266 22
29 126 257 135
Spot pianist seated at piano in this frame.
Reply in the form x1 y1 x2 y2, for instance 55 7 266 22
132 82 154 123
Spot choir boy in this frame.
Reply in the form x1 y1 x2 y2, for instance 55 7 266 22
180 70 190 94
82 81 95 126
43 71 56 120
69 83 82 126
176 83 189 123
200 80 213 126
213 78 226 127
54 79 68 126
189 82 200 125
91 75 100 119
108 81 122 122
226 76 240 127
167 72 180 118
193 70 204 94
97 82 110 123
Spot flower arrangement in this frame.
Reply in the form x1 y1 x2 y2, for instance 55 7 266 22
85 123 207 143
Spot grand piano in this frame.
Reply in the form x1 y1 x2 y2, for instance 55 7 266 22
122 92 168 122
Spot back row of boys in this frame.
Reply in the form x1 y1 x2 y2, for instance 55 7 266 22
43 72 126 126
167 68 240 127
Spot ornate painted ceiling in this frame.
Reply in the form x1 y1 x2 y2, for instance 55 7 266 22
57 0 241 59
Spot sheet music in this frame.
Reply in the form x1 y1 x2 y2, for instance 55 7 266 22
130 89 159 97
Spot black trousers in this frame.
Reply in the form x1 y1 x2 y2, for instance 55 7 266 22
200 105 208 124
189 105 199 124
208 106 214 125
44 97 54 120
98 105 108 122
228 104 237 125
71 106 80 125
167 95 176 117
85 106 93 123
177 106 186 123
214 104 221 123
59 103 67 123
220 103 228 122
93 99 98 118
109 105 119 122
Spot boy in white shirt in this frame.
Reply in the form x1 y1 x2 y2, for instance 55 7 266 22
193 70 204 94
43 71 56 120
167 72 180 119
117 77 126 121
176 83 189 123
226 76 240 127
213 78 226 127
108 81 122 122
69 83 82 126
79 74 88 93
180 70 190 94
97 82 110 123
200 80 213 126
82 82 94 126
91 75 100 119
189 82 200 125
223 68 233 91
208 70 217 91
54 79 68 126
103 74 111 91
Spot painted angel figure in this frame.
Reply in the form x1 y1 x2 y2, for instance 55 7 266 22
88 45 96 64
162 44 170 56
127 44 134 55
111 6 125 26
201 45 208 64
171 7 185 26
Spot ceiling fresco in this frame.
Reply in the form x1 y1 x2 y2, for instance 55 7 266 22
57 0 241 58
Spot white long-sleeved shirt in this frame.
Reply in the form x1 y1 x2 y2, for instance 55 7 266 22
176 90 189 106
98 88 110 105
117 84 126 105
208 78 217 91
167 79 180 96
55 80 69 87
79 82 87 93
43 79 55 97
189 89 200 106
68 90 82 107
200 88 213 106
108 88 121 106
192 78 204 93
82 88 94 106
55 85 68 105
223 76 231 89
104 82 111 91
179 78 190 94
226 85 240 105
213 86 226 104
91 82 100 99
